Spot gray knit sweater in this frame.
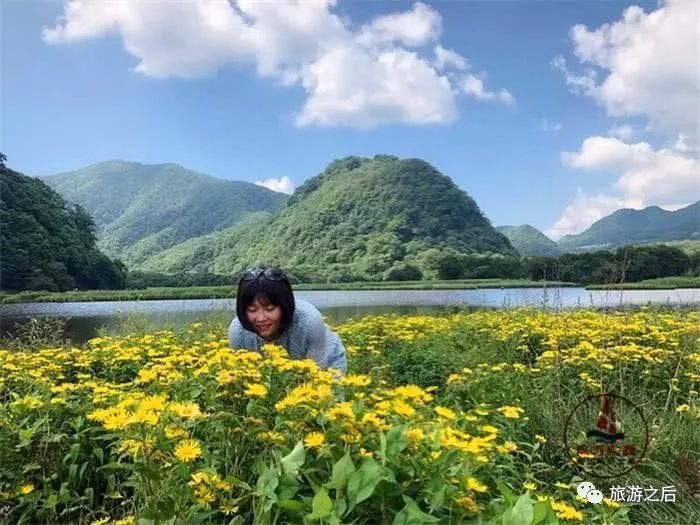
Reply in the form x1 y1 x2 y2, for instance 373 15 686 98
228 299 347 374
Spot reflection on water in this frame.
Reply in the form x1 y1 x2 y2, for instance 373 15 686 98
1 287 698 345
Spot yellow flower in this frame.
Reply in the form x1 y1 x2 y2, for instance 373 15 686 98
174 439 202 462
164 425 188 439
466 477 488 493
407 428 425 443
359 447 373 458
603 497 620 508
434 406 457 420
221 504 239 515
675 404 690 412
393 399 415 418
497 405 524 419
523 481 537 491
497 441 517 453
340 431 361 444
481 425 499 434
304 432 325 448
554 482 570 489
169 401 202 419
326 402 354 421
18 484 34 495
454 495 479 513
244 383 268 398
342 374 371 387
91 518 110 525
535 434 547 443
550 500 584 521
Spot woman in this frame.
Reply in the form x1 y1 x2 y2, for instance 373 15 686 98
228 266 347 375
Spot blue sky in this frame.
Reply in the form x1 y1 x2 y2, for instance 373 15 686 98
2 0 697 238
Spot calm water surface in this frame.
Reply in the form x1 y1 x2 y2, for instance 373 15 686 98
1 288 698 344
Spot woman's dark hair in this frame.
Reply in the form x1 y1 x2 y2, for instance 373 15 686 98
235 268 295 334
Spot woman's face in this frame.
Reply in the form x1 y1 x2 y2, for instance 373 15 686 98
245 296 282 340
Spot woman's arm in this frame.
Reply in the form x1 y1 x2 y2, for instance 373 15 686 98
228 317 254 350
305 314 347 375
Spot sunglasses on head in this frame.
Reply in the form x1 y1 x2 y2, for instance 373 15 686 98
240 267 288 281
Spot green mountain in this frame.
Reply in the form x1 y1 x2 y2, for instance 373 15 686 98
1 159 125 291
39 160 287 266
496 225 561 257
558 201 700 253
143 155 516 280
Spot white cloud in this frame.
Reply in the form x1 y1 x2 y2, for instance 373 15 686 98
357 2 441 48
550 136 700 237
560 0 699 139
550 0 699 238
562 136 700 209
550 55 598 96
296 45 457 128
43 0 252 78
607 124 635 141
43 0 513 128
433 45 468 71
461 74 515 106
541 119 562 134
255 176 295 194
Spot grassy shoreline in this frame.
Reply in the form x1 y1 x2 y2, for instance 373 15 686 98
587 276 700 290
0 279 579 304
3 275 698 304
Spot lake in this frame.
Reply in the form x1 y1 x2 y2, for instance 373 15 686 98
1 287 698 344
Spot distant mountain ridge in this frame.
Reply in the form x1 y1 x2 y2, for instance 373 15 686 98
496 225 561 257
558 201 700 253
40 160 287 266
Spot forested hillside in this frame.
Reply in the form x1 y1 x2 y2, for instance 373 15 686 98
497 224 562 256
143 155 516 281
0 156 126 291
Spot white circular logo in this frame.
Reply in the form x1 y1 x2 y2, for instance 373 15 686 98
576 481 596 499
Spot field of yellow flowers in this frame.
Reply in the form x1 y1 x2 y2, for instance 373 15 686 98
1 307 698 524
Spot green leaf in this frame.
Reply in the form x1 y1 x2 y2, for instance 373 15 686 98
281 440 305 478
502 494 534 525
346 460 393 514
255 466 279 499
385 425 408 460
330 453 356 492
497 481 517 506
70 443 80 462
278 499 305 512
532 501 548 524
83 487 94 507
43 493 58 510
428 485 446 510
334 497 347 518
277 473 300 500
392 496 440 524
308 488 333 520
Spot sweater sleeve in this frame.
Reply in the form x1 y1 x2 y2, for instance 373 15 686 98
228 317 254 350
304 312 330 369
301 305 347 375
